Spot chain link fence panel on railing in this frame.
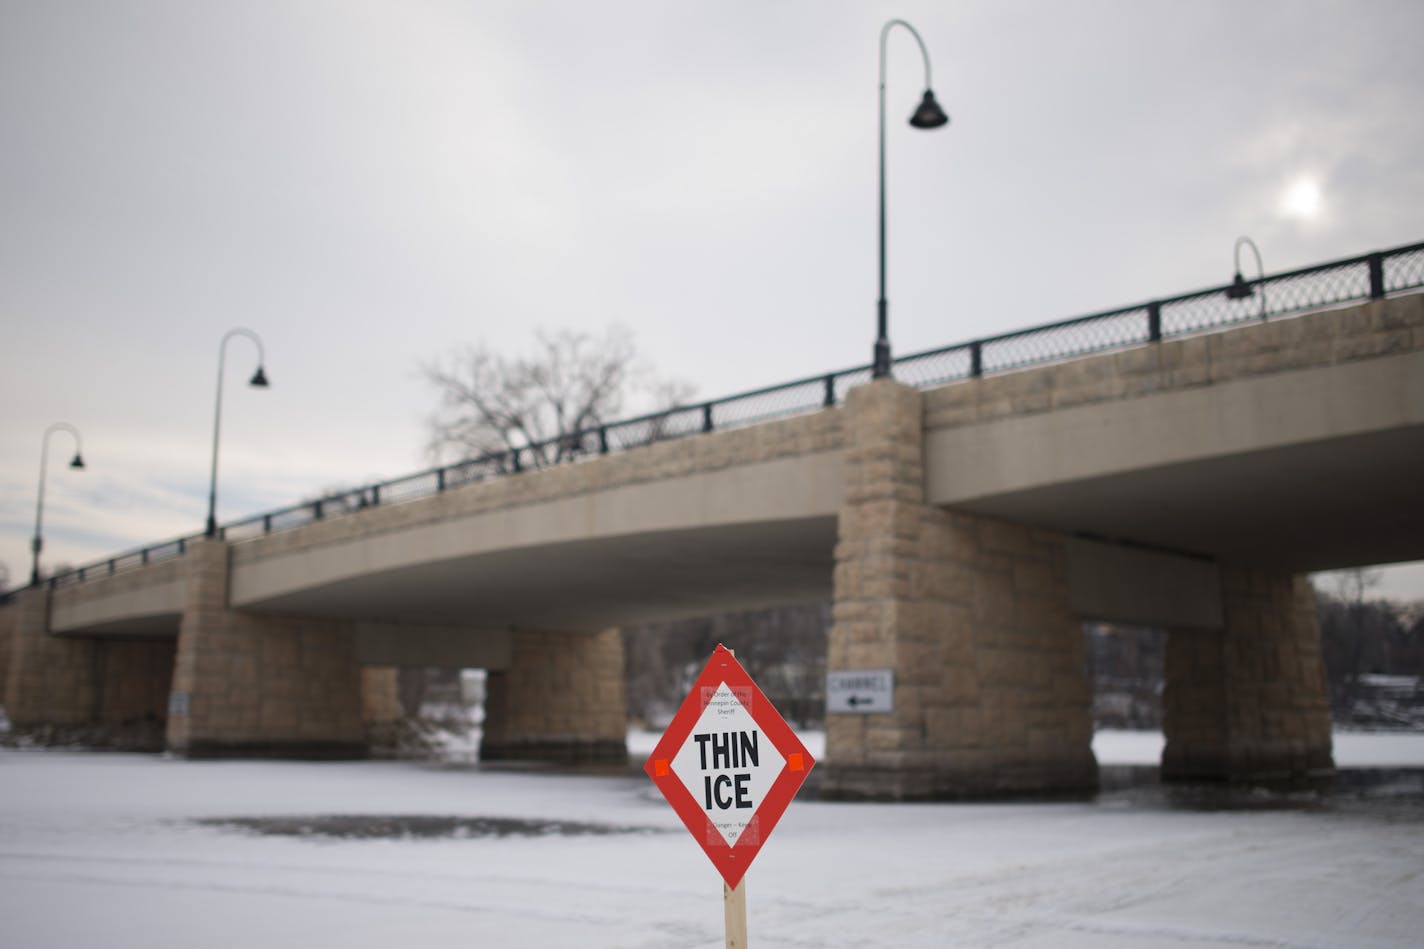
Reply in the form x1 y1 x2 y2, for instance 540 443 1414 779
104 551 149 575
378 471 438 504
981 306 1151 375
828 366 876 401
602 405 705 453
448 455 511 487
1385 245 1424 292
711 377 832 428
1160 287 1260 336
265 507 320 535
1258 260 1369 317
890 348 969 388
222 520 268 542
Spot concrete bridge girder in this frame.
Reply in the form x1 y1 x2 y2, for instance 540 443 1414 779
228 449 844 631
48 560 186 638
1065 538 1223 631
353 621 512 669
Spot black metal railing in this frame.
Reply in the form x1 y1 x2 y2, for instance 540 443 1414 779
30 238 1424 595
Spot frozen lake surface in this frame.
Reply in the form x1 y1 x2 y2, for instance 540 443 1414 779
1 730 1421 948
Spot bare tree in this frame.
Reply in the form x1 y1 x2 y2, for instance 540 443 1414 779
1317 568 1408 721
424 325 692 468
1332 567 1384 605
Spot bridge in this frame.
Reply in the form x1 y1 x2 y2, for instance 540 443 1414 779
3 241 1422 798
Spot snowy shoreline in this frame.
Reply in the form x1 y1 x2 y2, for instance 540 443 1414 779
628 726 1424 769
5 722 1420 769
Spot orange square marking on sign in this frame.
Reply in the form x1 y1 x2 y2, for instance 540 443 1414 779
788 753 804 772
654 758 670 777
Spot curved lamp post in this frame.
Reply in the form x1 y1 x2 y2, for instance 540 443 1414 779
31 422 86 586
205 328 270 537
1227 235 1267 320
873 19 950 379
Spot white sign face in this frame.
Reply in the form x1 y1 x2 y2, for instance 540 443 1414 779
826 668 895 714
669 682 786 847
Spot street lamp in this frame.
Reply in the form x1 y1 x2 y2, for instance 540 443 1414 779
31 422 86 586
1226 235 1267 320
205 328 270 537
873 18 950 379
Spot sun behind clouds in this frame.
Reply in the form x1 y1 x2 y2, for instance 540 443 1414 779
1279 174 1324 220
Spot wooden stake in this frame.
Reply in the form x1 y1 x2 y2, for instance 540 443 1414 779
721 647 748 949
724 878 748 949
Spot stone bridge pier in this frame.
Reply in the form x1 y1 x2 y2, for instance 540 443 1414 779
1162 569 1333 782
2 587 174 748
166 540 368 757
480 628 628 765
821 379 1333 799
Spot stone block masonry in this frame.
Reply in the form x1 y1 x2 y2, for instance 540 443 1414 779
167 540 366 758
1163 568 1333 783
481 627 628 765
823 380 1096 799
361 666 400 723
0 598 13 697
4 588 98 726
2 588 176 749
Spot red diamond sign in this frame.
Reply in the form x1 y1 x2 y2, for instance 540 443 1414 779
643 644 816 888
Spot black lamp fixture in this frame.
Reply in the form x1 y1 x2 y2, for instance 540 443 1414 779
909 90 950 130
31 422 87 586
1227 236 1267 320
874 19 950 379
205 328 270 537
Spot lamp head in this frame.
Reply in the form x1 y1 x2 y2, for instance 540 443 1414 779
909 89 949 129
1226 272 1254 300
69 453 85 470
249 366 270 388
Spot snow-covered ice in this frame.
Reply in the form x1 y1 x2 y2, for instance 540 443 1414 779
1 731 1421 948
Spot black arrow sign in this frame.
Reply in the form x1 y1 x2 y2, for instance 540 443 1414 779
845 695 879 708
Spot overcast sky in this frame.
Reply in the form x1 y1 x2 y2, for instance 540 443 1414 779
3 0 1422 598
